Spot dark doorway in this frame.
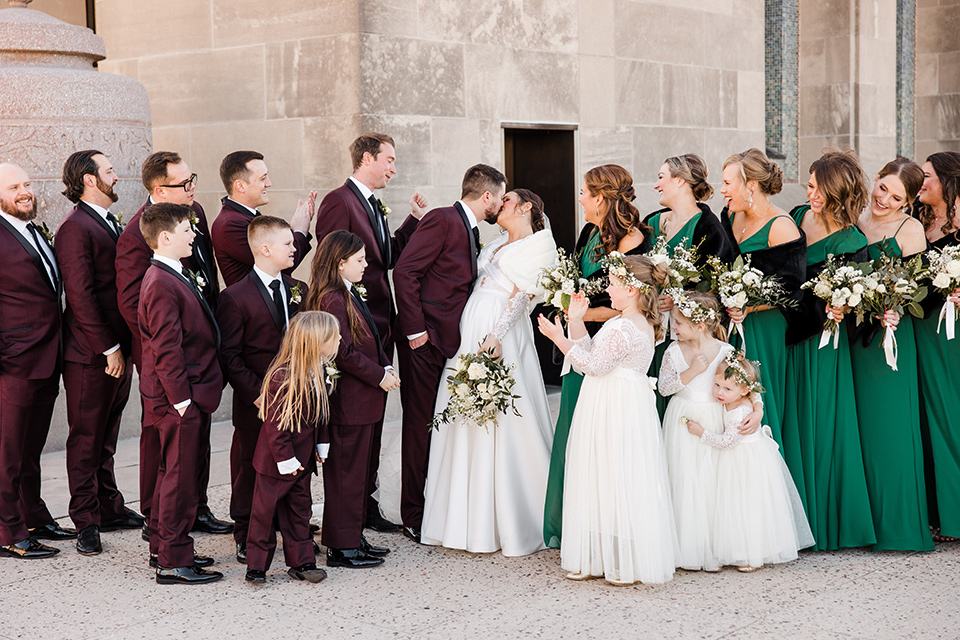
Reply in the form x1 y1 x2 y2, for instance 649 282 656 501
503 125 577 386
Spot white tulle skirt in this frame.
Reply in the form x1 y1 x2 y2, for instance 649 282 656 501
561 367 677 584
713 431 815 568
662 397 724 571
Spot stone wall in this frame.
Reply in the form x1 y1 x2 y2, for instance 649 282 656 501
916 0 960 160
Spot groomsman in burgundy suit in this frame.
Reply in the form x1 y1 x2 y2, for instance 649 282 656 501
393 164 506 542
115 151 231 540
138 202 223 584
217 216 306 564
56 151 143 556
211 150 316 287
315 132 427 532
0 163 72 559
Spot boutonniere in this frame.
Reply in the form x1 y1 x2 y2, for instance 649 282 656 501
114 210 125 228
290 282 303 305
324 362 341 381
354 283 367 301
186 268 206 290
376 198 391 217
38 221 54 244
188 212 200 229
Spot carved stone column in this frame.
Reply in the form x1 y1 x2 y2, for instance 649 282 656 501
0 0 152 226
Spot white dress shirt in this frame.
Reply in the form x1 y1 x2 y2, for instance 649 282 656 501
0 210 60 288
254 265 288 328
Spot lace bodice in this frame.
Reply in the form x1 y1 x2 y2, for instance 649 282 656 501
700 404 755 450
567 316 655 376
658 342 734 401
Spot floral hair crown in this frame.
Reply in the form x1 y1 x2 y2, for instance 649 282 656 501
666 288 717 324
602 251 651 293
722 350 764 394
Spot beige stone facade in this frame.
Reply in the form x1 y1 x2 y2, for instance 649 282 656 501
916 0 960 161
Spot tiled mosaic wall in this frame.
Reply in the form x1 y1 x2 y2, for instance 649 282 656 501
765 0 800 182
897 0 915 159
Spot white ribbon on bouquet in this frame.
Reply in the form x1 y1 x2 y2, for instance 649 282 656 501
882 325 898 371
818 325 841 350
728 319 746 351
937 298 956 341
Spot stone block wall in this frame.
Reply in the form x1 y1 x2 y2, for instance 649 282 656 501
916 0 960 161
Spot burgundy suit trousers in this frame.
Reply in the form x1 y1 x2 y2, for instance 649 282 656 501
364 417 386 522
322 421 375 549
229 426 260 545
396 340 445 528
0 372 58 544
64 360 132 529
246 471 314 572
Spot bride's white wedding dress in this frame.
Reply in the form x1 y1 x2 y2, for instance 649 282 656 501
420 229 557 556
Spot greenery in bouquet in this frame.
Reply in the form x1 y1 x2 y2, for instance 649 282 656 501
537 248 606 314
431 345 521 432
801 254 869 335
925 244 960 297
852 253 928 324
706 254 797 312
647 235 703 290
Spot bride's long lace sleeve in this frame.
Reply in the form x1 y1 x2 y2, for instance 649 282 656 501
567 321 643 377
658 343 686 396
492 291 534 341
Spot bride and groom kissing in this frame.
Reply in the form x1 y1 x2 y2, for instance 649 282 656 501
393 163 558 556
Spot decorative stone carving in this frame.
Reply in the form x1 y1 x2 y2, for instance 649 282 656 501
0 2 152 227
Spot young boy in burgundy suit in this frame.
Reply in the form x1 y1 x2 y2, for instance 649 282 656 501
216 216 307 564
138 203 223 585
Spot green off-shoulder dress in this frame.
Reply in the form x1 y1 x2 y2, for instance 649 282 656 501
781 207 876 550
849 232 934 551
542 229 605 549
646 211 702 419
732 217 792 450
915 234 960 539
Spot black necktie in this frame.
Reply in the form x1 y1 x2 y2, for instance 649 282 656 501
368 195 388 241
472 227 481 256
106 212 121 238
269 280 286 329
27 223 58 288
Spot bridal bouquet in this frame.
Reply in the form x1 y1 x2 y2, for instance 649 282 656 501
537 248 606 315
432 345 521 432
801 255 869 349
707 255 796 348
924 244 960 340
647 236 703 290
852 254 927 371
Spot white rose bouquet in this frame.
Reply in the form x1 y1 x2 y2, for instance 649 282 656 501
647 236 703 290
801 254 869 349
537 248 606 317
852 253 928 371
707 254 796 348
432 344 521 432
924 244 960 340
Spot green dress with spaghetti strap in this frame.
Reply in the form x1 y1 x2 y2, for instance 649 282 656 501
781 206 876 550
915 233 960 538
647 211 702 419
731 216 792 451
849 221 934 551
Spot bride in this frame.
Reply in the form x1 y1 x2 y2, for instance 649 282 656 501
420 188 558 556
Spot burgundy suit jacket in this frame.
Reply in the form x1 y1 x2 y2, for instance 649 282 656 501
316 181 418 347
0 217 61 380
211 198 312 287
217 272 306 431
138 261 222 424
253 371 319 480
393 204 477 359
55 201 131 364
116 199 217 367
318 289 389 425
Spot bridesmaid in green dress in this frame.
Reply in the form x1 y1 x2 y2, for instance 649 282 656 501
782 150 876 550
719 149 806 453
542 164 651 548
914 151 960 542
850 157 933 552
645 154 737 418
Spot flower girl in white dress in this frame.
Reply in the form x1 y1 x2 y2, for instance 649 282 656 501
685 352 814 572
538 253 677 585
659 290 763 572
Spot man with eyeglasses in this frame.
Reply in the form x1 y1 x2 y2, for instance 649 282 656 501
116 151 233 550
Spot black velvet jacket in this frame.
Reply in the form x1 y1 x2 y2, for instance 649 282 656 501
643 202 738 270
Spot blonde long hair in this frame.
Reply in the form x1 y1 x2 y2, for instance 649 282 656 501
259 311 340 432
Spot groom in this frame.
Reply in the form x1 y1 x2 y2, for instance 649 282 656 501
393 164 506 542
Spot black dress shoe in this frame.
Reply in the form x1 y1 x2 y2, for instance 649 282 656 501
236 542 247 563
0 538 59 559
309 523 320 535
288 562 327 583
28 523 77 541
365 511 402 533
402 526 422 544
76 526 102 556
149 553 214 569
245 569 266 583
156 565 223 585
100 508 145 532
325 547 384 568
360 535 390 557
141 522 150 542
191 512 234 535
312 540 321 555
